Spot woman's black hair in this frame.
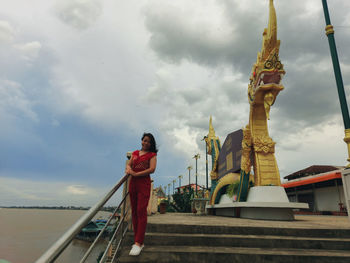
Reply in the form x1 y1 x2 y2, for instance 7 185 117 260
142 133 158 153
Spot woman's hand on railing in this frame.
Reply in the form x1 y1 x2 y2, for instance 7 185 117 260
125 166 136 176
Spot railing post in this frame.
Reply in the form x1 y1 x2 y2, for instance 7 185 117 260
122 151 132 230
121 177 129 224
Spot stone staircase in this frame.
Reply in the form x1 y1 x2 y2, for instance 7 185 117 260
116 220 350 263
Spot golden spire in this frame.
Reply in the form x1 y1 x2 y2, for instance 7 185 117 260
261 0 280 61
267 0 277 45
208 116 216 138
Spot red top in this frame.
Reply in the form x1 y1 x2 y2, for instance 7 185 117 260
131 150 157 173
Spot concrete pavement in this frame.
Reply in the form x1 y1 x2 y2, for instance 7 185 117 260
148 213 350 230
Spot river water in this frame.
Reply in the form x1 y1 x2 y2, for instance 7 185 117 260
0 208 111 263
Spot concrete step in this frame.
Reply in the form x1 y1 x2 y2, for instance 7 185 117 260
146 223 350 238
117 245 350 263
116 217 350 262
124 232 350 251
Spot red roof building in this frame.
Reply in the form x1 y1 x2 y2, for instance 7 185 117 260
281 165 347 214
283 165 341 181
175 184 204 193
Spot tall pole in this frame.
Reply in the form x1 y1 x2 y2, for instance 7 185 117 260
178 175 182 192
193 154 200 196
195 157 198 196
322 0 350 165
187 166 192 191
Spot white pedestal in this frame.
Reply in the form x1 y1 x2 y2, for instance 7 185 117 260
341 169 350 221
206 186 309 221
240 186 307 221
246 186 290 202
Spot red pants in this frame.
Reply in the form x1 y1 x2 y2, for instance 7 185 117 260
129 175 151 244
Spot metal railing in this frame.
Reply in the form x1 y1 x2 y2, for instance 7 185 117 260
98 205 130 263
35 174 130 263
80 193 130 263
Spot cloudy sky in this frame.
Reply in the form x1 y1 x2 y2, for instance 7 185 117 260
1 0 350 206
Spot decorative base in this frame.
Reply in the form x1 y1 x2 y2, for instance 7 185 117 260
206 186 309 221
192 198 209 215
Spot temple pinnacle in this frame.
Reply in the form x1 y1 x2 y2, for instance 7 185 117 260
208 116 216 138
268 0 277 43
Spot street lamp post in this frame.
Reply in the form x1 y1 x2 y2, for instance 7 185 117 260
322 0 350 165
178 175 183 193
187 166 192 191
193 154 200 196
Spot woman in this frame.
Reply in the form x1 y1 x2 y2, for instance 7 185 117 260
125 133 158 256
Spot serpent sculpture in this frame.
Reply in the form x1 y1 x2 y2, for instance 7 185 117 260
204 116 221 204
207 0 284 204
236 0 285 201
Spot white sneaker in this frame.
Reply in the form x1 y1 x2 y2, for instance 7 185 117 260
129 244 143 256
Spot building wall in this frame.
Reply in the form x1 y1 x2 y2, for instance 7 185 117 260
314 185 346 211
285 182 347 212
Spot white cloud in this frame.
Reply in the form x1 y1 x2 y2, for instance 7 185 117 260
46 1 156 133
276 117 347 177
143 0 237 65
170 126 200 159
54 0 103 30
145 61 248 162
14 41 42 61
0 79 38 122
0 20 15 44
66 185 89 195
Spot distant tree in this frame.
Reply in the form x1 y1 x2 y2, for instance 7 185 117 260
172 186 194 213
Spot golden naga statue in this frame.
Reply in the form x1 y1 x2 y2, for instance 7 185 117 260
204 116 221 203
204 116 221 181
241 0 285 190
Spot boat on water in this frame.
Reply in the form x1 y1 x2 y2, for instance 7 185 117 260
75 218 116 242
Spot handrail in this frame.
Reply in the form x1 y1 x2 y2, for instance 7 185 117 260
35 174 130 263
99 205 130 263
110 224 129 262
80 192 130 263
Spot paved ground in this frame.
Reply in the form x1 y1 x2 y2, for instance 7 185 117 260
148 213 350 229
